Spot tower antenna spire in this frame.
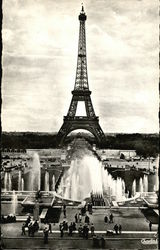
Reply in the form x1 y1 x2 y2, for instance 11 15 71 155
81 3 84 12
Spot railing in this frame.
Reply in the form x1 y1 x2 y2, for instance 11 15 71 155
64 116 99 121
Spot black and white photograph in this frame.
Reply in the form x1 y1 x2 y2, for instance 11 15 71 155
1 0 159 249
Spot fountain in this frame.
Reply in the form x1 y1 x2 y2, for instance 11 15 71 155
101 166 110 193
57 176 64 197
8 172 12 191
108 174 114 195
122 179 126 196
154 171 159 191
110 178 116 197
58 144 129 203
154 156 159 191
44 170 49 191
101 166 126 201
11 190 18 215
132 179 136 197
30 153 41 191
116 178 124 201
21 177 24 191
18 170 22 191
59 152 103 201
143 175 148 192
139 177 144 193
52 174 55 191
4 171 8 191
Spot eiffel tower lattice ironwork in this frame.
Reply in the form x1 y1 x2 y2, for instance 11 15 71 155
57 6 106 145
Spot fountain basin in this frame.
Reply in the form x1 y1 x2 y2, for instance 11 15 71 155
143 197 158 208
54 193 81 206
21 194 55 208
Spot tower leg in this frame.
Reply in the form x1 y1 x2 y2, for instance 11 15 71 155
57 119 106 146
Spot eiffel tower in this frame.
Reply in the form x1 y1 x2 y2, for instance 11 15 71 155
57 6 105 145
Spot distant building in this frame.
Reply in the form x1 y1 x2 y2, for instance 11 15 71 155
2 148 26 153
97 149 136 160
119 150 137 159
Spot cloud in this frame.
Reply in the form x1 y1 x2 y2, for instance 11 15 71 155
2 0 159 133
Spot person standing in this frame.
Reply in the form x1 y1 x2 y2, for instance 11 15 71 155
43 227 49 244
68 223 73 236
21 223 26 235
33 220 39 232
63 204 66 218
78 224 83 237
72 222 76 231
60 224 64 238
90 223 95 237
89 203 93 214
101 235 105 248
86 225 89 239
79 213 82 223
87 203 90 212
84 205 86 215
31 224 35 237
85 215 90 225
104 215 108 223
109 213 114 223
118 224 122 234
28 222 32 236
1 233 5 250
25 215 31 227
149 221 152 231
75 213 78 223
48 223 52 233
64 221 68 231
114 224 119 235
63 220 66 231
83 224 87 238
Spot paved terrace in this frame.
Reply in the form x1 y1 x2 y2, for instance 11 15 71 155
2 207 158 249
2 207 158 235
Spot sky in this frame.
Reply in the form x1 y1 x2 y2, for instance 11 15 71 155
2 0 159 133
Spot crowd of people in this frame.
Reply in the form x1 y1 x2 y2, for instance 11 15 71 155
58 217 95 239
104 213 122 235
104 213 114 223
19 210 155 246
57 207 118 248
58 204 96 240
1 214 16 223
113 224 122 235
20 204 125 245
21 215 53 243
21 215 39 237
